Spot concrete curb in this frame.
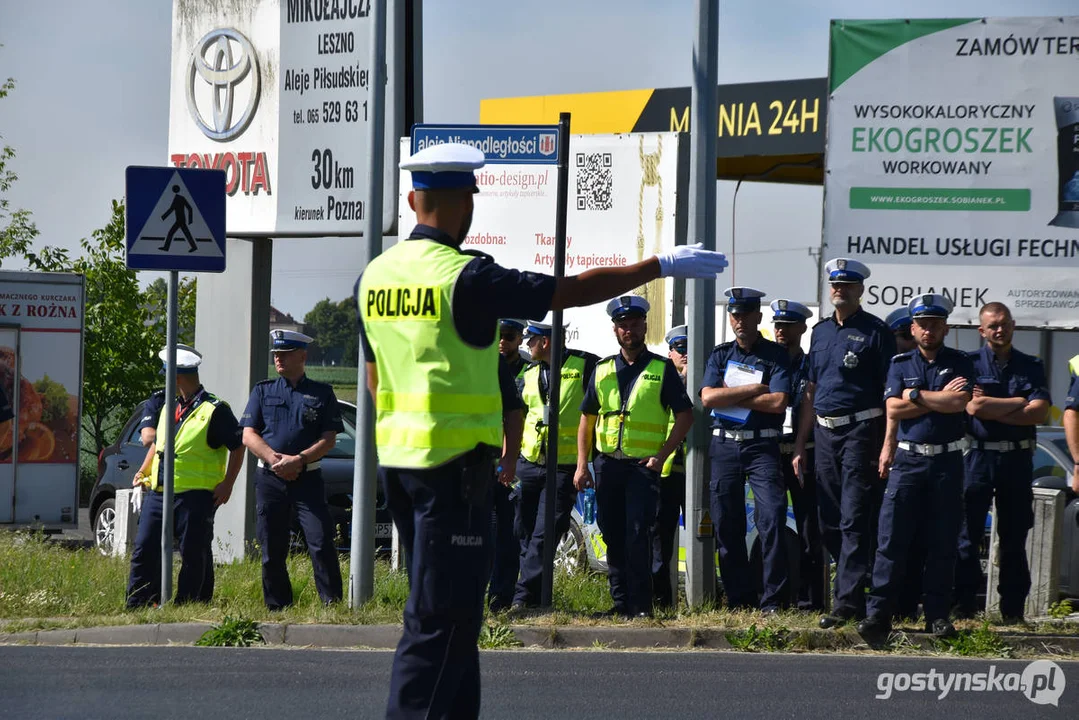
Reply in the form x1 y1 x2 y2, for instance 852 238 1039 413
0 622 1077 655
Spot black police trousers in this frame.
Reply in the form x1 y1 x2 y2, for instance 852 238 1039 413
126 488 215 608
513 460 577 607
254 468 343 610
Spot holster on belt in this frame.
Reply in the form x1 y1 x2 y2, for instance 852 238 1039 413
460 443 498 507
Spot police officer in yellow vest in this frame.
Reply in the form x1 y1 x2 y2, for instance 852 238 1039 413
125 345 244 608
358 143 727 719
1065 356 1079 496
575 297 694 618
510 316 598 611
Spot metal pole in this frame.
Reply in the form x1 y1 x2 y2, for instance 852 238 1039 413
541 112 571 607
350 0 387 608
730 177 742 286
684 0 719 607
161 270 178 604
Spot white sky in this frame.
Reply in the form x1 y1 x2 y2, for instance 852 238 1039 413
1 0 1075 320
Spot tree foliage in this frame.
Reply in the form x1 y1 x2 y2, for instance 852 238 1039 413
0 77 40 264
303 297 358 365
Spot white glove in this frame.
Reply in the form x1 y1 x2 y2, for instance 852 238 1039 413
655 242 729 278
130 486 143 514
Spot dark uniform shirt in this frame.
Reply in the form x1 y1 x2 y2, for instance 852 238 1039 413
497 355 525 413
240 375 344 455
167 387 243 450
1065 374 1079 412
0 386 13 424
580 349 692 416
137 389 166 432
787 349 810 435
884 347 975 445
809 308 896 416
967 344 1050 442
356 224 558 356
701 335 791 432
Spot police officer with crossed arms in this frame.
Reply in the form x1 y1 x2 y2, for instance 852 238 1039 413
858 294 974 642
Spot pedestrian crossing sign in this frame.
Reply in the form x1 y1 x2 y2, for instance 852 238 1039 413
125 166 227 272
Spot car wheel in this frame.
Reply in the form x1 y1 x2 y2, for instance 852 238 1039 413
94 499 116 556
555 518 588 574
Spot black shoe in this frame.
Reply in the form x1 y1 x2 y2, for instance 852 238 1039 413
856 615 892 644
761 607 780 617
951 602 977 620
590 607 629 620
999 614 1026 626
819 608 860 629
928 618 957 638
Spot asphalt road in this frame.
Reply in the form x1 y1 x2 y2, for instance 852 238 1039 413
0 646 1074 719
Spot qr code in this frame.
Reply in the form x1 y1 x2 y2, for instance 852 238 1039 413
575 152 613 210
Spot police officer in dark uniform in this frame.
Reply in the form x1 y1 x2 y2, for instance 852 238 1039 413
486 352 526 612
577 296 694 618
360 144 727 719
510 318 598 611
702 288 791 611
858 294 974 642
498 318 530 377
771 299 825 611
793 259 896 628
127 346 244 607
954 301 1050 623
652 324 689 610
881 307 924 620
1064 367 1079 497
138 388 166 446
241 330 344 610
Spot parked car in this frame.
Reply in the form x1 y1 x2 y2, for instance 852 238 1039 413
554 427 1079 602
89 398 392 555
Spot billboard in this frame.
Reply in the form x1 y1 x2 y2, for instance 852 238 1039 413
824 17 1079 327
398 132 683 358
168 0 407 237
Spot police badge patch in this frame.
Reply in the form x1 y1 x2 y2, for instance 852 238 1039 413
843 350 859 369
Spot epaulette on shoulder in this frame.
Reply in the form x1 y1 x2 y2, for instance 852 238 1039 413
892 349 916 361
460 248 494 262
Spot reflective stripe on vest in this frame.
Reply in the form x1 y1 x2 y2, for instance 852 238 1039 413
150 396 227 493
520 354 587 465
358 239 503 469
660 411 685 478
593 357 669 458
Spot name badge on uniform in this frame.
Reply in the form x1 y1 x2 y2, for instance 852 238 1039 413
843 350 859 369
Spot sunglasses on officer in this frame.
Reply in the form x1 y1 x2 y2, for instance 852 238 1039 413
669 342 687 356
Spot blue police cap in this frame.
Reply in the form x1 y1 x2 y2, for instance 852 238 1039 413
523 321 552 338
824 257 871 284
769 299 812 324
400 143 485 192
665 324 688 347
500 319 526 333
908 293 954 319
606 295 650 320
158 344 202 374
724 287 766 313
885 307 913 331
270 329 313 352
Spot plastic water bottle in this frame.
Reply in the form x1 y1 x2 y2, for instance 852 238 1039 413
582 488 596 525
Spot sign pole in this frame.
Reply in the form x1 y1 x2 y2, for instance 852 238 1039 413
161 270 179 604
541 113 571 607
685 0 719 608
350 0 387 608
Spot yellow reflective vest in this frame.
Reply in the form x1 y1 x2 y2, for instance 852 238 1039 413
358 239 503 469
1070 354 1079 377
592 355 670 459
520 353 589 465
149 394 228 493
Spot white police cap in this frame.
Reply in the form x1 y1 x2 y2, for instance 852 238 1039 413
769 299 812 324
665 325 688 346
908 293 954 319
724 287 766 313
825 257 870 283
270 329 314 352
606 295 650 320
523 312 570 338
400 143 485 191
158 344 203 374
885 307 913 330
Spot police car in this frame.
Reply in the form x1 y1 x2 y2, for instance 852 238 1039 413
90 399 391 555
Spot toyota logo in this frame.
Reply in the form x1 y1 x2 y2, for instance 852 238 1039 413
186 28 260 142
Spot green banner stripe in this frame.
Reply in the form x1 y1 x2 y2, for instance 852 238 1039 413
829 18 976 93
849 187 1031 211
